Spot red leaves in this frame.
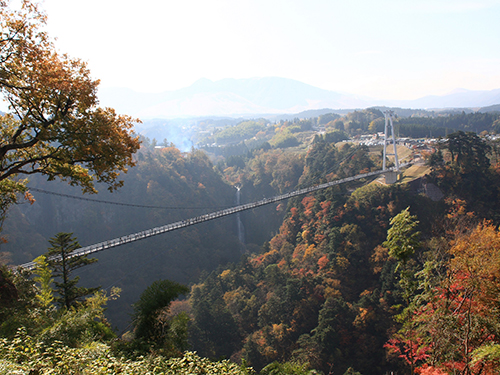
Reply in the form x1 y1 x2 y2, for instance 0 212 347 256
384 336 431 367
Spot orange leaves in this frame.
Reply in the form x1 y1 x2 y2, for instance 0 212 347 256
250 250 279 269
370 245 389 274
291 243 307 261
445 197 473 221
320 200 331 214
23 190 35 204
353 306 373 329
301 196 316 218
317 255 329 270
449 221 500 308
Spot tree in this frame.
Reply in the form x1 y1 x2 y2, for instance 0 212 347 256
0 1 140 219
428 222 500 374
386 220 500 375
46 232 99 309
132 279 189 345
383 207 421 375
445 131 491 173
384 207 420 266
32 254 54 308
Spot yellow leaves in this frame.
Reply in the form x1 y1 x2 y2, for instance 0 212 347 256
219 269 231 279
353 307 369 329
303 244 317 261
23 190 34 204
445 198 472 220
271 323 286 341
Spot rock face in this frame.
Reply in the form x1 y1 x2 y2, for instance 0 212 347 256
408 177 444 202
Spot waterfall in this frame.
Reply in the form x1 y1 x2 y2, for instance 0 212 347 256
235 185 245 246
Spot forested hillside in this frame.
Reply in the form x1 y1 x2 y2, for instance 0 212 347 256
187 137 438 373
1 138 282 330
186 131 500 374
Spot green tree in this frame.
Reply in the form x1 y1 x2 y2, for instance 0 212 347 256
446 131 491 173
384 207 420 266
318 113 340 125
383 207 421 375
46 232 99 309
132 279 189 345
430 131 499 221
323 130 349 144
38 288 119 347
32 255 54 308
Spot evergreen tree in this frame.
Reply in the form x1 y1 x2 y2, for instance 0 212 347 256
383 207 421 375
46 232 99 309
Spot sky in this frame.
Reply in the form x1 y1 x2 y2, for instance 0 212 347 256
37 0 500 100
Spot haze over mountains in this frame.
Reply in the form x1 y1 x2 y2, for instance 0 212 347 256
98 77 500 119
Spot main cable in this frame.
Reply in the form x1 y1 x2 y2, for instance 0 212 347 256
28 187 231 210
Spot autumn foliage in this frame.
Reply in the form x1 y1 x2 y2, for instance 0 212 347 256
0 0 141 208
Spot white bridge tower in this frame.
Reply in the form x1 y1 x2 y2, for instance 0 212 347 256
383 110 400 183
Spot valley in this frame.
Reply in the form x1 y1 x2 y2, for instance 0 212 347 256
2 107 500 373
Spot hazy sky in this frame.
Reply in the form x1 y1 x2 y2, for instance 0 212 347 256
40 0 500 100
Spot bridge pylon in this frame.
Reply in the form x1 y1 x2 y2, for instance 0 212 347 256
383 110 401 184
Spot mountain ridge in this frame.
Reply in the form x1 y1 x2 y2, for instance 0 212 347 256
98 77 500 119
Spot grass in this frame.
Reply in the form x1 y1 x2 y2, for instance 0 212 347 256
400 163 432 183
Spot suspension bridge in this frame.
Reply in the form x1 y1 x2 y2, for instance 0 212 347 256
18 165 406 271
17 111 404 271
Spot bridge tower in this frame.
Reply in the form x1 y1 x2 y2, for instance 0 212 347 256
383 110 400 183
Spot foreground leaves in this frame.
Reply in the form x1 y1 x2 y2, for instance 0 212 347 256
0 333 254 375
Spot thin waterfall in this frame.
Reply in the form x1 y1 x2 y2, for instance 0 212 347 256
235 185 245 245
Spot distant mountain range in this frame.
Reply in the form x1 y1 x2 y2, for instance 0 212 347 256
98 77 500 119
